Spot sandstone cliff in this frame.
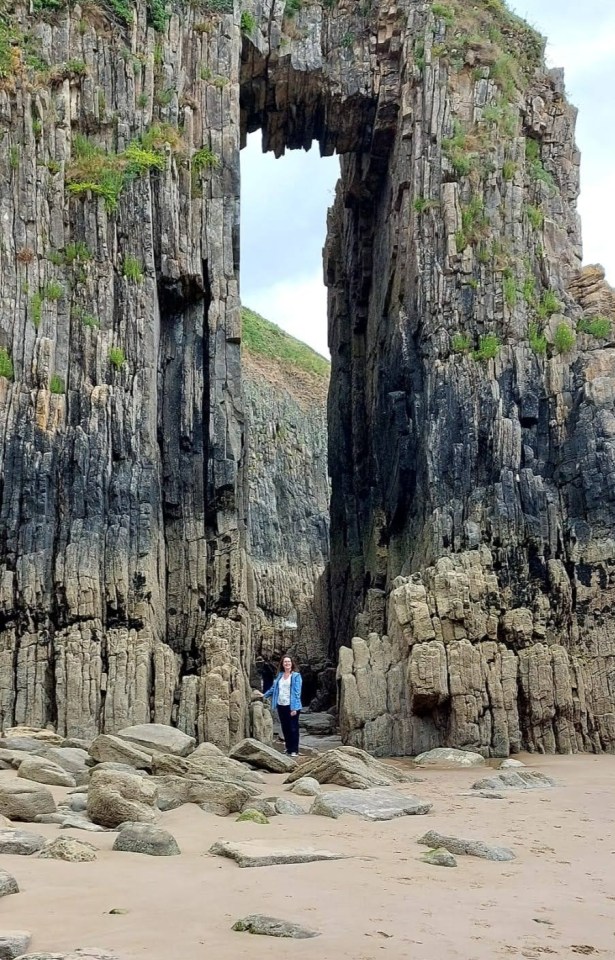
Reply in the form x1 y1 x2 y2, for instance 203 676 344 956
242 308 330 702
0 0 613 754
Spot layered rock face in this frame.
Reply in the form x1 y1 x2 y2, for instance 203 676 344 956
242 309 330 699
1 0 614 754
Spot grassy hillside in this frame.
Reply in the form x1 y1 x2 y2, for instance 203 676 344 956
241 307 330 379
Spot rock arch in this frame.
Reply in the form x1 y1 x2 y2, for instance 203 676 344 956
0 0 614 754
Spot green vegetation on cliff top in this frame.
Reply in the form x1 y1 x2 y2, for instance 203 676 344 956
242 307 329 379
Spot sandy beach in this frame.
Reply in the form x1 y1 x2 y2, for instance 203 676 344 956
2 753 614 959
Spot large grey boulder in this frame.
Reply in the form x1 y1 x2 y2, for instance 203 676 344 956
414 748 485 767
87 770 158 828
0 871 19 898
39 837 98 862
116 724 195 758
310 787 432 821
229 739 296 773
112 823 180 856
0 829 45 855
232 915 319 938
153 775 260 815
273 798 305 816
0 782 56 822
0 931 31 959
209 841 346 868
88 736 152 770
418 830 515 861
288 776 320 797
44 748 90 784
472 771 556 791
17 756 76 788
150 752 263 784
285 746 421 789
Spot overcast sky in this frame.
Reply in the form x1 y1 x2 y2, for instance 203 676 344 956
240 2 615 357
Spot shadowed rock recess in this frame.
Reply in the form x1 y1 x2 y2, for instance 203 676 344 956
0 0 614 755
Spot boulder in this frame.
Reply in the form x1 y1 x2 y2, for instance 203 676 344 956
0 782 56 822
418 830 515 862
0 829 45 855
285 746 421 790
190 742 225 759
209 841 346 868
310 787 432 821
116 724 195 758
298 713 336 736
61 739 92 751
3 727 62 745
17 756 76 788
0 871 18 898
88 736 152 770
153 775 259 815
240 799 277 818
420 847 457 867
112 823 180 856
232 915 319 938
59 816 107 833
39 837 98 862
414 748 485 768
0 750 24 769
472 771 556 791
68 794 88 813
273 798 305 816
44 748 90 783
236 809 269 824
499 758 526 768
288 776 320 797
229 739 296 773
0 739 48 755
0 931 31 959
87 770 158 828
150 752 262 785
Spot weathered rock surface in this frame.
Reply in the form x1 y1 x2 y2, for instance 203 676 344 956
44 749 90 782
418 830 515 862
112 824 180 857
232 915 319 939
0 829 45 856
38 837 97 862
88 737 152 770
273 798 305 817
414 748 485 768
0 783 56 822
209 841 346 869
500 759 526 768
236 809 269 825
288 777 321 797
87 770 158 828
229 739 296 773
420 848 458 868
310 788 432 821
150 752 262 784
285 747 420 789
472 771 556 791
0 871 19 898
243 328 331 707
59 816 107 833
116 725 195 758
153 775 258 815
17 756 76 788
0 932 31 959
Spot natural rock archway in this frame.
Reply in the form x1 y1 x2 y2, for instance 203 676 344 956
0 0 614 754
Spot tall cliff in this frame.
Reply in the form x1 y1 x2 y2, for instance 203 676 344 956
0 0 613 754
242 308 330 702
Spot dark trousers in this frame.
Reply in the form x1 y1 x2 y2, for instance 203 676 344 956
277 705 300 754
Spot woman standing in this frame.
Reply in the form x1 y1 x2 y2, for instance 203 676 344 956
263 655 303 756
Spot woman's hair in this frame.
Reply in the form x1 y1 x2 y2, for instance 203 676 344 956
278 654 296 673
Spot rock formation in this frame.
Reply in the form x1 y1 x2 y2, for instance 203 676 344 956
242 308 330 702
0 0 613 754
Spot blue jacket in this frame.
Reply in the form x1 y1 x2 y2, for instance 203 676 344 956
264 672 302 712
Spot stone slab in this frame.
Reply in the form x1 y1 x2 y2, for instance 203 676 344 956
209 841 346 868
310 787 432 821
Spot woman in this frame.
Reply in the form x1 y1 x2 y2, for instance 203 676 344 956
263 655 302 756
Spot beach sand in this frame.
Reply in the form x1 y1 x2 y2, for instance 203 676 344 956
2 753 615 959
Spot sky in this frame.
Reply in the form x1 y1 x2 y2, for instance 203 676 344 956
240 1 615 358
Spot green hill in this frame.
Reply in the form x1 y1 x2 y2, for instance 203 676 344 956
241 307 330 379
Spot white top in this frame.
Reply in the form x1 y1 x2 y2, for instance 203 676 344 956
278 675 291 706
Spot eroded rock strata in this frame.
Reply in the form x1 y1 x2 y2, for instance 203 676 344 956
0 0 613 753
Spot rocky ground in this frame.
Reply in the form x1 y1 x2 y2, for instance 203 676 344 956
0 727 614 959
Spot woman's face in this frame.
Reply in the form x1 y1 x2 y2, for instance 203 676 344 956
282 657 292 672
